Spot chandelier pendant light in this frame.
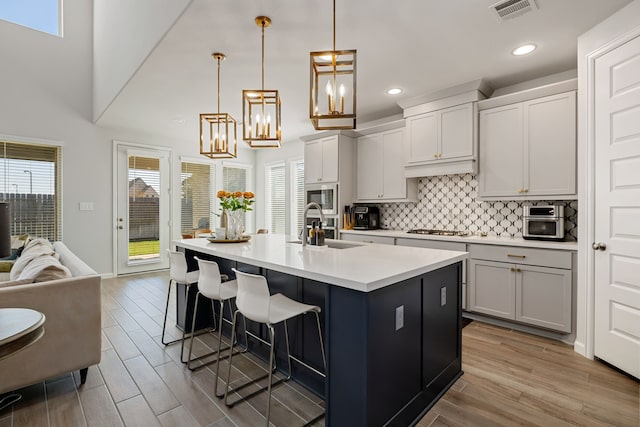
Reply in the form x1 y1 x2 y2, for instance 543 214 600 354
200 53 237 158
309 0 357 130
242 16 282 148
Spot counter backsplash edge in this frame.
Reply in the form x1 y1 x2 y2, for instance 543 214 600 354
375 174 578 240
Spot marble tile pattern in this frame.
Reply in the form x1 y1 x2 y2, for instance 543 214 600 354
377 174 578 240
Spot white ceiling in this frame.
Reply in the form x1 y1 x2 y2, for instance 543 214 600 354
96 0 632 144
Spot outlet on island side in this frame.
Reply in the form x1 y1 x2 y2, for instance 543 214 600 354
395 305 404 331
441 286 447 306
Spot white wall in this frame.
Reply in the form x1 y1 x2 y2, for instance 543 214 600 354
0 0 255 275
93 0 192 121
576 0 640 357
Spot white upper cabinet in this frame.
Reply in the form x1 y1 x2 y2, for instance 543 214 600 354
356 128 416 202
404 102 477 177
478 91 577 200
304 136 339 183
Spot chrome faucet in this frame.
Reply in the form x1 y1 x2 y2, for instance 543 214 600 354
300 202 325 247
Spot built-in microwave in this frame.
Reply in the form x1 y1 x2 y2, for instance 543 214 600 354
305 183 338 215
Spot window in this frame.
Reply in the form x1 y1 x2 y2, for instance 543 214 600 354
180 161 215 235
0 0 62 36
290 159 305 236
265 163 286 234
0 140 61 240
222 164 253 232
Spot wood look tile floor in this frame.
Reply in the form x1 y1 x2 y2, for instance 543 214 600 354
0 272 638 427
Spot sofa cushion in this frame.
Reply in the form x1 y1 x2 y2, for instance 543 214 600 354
0 260 14 272
52 242 96 277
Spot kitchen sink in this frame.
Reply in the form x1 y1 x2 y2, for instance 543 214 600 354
286 239 362 249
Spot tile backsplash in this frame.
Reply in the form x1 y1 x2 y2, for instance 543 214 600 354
377 174 577 240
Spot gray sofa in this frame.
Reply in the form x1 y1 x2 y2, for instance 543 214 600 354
0 240 101 394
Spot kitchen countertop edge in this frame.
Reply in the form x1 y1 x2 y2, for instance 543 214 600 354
340 229 578 251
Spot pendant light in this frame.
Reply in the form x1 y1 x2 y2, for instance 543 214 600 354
309 0 357 130
200 53 237 159
242 16 282 148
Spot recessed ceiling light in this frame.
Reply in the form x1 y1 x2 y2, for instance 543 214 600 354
512 44 536 56
386 88 403 95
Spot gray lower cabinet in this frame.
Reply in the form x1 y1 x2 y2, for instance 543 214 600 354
468 244 572 333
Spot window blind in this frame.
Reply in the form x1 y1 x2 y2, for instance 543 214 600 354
223 166 249 228
128 156 160 261
181 162 214 235
0 140 61 240
291 159 305 236
266 163 286 234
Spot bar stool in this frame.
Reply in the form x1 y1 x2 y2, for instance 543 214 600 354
224 269 326 426
162 250 199 363
186 257 248 396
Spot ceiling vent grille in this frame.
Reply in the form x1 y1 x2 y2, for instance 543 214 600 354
490 0 538 21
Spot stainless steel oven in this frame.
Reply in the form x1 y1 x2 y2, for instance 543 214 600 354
305 183 338 215
523 205 565 240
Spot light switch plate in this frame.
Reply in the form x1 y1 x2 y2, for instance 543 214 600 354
441 287 447 306
79 202 94 211
395 305 404 331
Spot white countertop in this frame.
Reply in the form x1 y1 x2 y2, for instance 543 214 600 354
340 229 578 251
173 234 467 293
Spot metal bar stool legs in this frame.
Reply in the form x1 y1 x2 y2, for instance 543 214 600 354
160 279 190 363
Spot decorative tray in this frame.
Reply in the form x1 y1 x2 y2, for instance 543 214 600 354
207 236 251 243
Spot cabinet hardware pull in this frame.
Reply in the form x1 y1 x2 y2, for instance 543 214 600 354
510 267 515 272
317 178 321 181
433 154 438 158
523 189 528 192
516 268 522 272
507 254 526 259
517 189 523 193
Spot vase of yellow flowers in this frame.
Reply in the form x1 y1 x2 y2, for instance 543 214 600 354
217 190 255 240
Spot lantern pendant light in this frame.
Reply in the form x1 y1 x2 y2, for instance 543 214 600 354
199 53 237 159
242 16 282 148
309 0 357 130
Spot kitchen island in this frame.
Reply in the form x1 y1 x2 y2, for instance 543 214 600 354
174 234 467 426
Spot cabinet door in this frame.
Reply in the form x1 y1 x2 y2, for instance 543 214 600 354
321 136 339 182
524 91 576 197
439 103 474 160
356 134 383 200
515 265 572 332
468 259 515 320
304 140 324 183
478 104 524 198
406 111 438 163
381 129 407 199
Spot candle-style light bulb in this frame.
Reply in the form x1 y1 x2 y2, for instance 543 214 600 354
326 80 333 113
255 113 260 137
214 132 219 151
339 84 345 114
266 114 271 137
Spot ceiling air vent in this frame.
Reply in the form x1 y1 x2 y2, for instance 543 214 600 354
490 0 538 21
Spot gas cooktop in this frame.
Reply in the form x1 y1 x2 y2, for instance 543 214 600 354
407 229 470 237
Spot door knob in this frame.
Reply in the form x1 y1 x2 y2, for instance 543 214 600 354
118 226 124 230
592 242 606 251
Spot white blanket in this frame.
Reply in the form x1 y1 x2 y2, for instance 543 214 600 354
10 238 71 281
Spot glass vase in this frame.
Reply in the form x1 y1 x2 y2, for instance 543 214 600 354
226 210 244 240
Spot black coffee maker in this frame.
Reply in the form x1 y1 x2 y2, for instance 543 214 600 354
353 206 379 230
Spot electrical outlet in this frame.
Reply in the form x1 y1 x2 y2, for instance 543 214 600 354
395 305 404 331
440 287 447 306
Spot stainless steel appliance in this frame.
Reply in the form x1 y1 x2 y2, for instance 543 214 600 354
407 229 470 237
305 183 338 215
523 205 565 240
305 215 337 240
354 206 379 230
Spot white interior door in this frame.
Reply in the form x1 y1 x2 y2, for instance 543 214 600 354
115 144 171 275
594 34 640 379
